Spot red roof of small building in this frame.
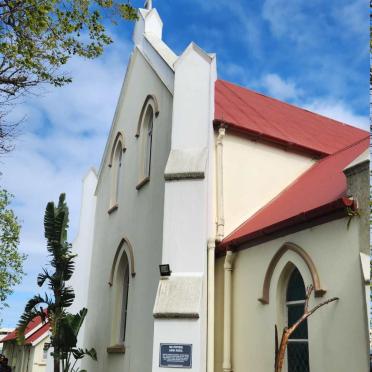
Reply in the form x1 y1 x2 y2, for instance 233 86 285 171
24 322 50 345
215 79 367 156
2 313 49 344
220 136 369 249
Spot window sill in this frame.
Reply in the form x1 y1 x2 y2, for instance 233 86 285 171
107 344 126 354
136 176 150 190
108 204 118 214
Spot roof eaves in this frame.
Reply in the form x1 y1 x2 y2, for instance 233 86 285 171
213 118 328 158
217 197 354 255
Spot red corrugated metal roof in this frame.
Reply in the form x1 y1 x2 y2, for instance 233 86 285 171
2 313 47 343
215 79 367 156
25 322 50 345
221 136 369 248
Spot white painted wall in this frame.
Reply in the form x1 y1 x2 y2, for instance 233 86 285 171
214 218 369 372
222 133 315 236
81 40 174 372
69 169 97 340
151 42 216 372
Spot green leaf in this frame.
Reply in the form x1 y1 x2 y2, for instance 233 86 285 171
17 193 97 366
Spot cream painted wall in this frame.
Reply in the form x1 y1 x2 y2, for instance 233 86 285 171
81 47 173 372
221 133 315 236
30 336 50 372
215 218 369 372
3 335 50 372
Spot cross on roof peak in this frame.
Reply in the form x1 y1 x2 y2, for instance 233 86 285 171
144 0 153 10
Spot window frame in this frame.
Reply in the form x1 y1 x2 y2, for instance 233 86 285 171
108 132 126 214
108 243 134 354
136 96 159 190
285 268 310 372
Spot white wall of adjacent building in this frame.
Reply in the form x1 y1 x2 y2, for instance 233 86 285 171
4 335 50 372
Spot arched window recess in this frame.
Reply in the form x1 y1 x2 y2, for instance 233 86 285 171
109 237 136 286
135 95 159 138
107 238 135 353
108 132 126 168
285 267 310 372
108 132 126 213
258 242 326 305
136 95 159 189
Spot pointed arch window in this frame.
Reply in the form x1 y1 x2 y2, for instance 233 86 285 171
143 105 154 179
286 268 310 372
108 133 125 212
136 95 159 190
109 250 130 350
119 252 130 343
112 142 123 207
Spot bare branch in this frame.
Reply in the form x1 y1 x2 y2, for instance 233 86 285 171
275 291 339 372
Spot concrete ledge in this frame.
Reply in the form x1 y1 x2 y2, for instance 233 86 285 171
107 344 126 354
153 274 202 319
136 176 150 190
107 204 118 214
154 312 199 319
164 148 207 181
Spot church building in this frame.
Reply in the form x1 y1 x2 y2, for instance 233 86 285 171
71 3 370 372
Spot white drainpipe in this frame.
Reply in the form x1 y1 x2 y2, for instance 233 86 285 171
223 250 234 372
207 239 216 372
216 127 226 241
207 125 227 372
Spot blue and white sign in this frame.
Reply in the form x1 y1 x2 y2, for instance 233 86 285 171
159 344 192 368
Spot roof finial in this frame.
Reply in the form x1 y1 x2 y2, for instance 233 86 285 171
144 0 153 10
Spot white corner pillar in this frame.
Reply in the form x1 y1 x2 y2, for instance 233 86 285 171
151 43 217 372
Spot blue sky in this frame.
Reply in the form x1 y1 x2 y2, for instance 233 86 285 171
0 0 369 327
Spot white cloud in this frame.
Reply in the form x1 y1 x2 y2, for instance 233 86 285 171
303 99 369 130
262 0 312 43
255 72 368 130
0 34 131 326
260 73 302 101
262 0 367 47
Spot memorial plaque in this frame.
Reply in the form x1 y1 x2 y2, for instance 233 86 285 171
159 343 192 368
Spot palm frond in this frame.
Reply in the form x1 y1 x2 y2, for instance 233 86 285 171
44 201 57 244
60 286 75 308
17 307 46 344
37 268 52 287
18 193 96 367
24 294 48 313
67 308 88 338
71 348 97 361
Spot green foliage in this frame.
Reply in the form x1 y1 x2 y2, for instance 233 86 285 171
0 188 25 314
0 0 137 97
17 193 96 372
0 1 137 154
346 205 361 229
